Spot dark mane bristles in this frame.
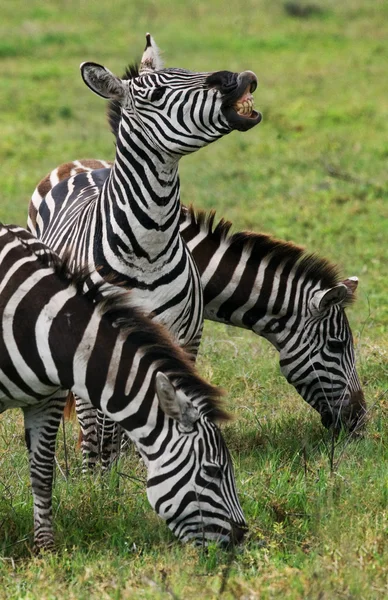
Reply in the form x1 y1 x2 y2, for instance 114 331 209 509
107 62 139 139
2 223 63 271
97 291 229 422
184 206 343 290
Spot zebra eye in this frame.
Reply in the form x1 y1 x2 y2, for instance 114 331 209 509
203 464 222 479
177 422 196 434
327 339 346 352
151 87 166 102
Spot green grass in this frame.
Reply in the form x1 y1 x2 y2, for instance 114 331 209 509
0 0 387 598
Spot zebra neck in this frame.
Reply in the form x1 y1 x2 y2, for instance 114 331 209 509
68 314 173 462
95 122 182 268
200 249 297 332
181 215 311 336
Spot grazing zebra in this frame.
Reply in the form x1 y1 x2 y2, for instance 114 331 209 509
31 160 366 432
28 34 261 467
0 223 246 550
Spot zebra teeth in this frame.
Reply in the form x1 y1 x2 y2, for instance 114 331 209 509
233 93 254 117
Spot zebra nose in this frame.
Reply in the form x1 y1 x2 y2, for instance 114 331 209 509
347 389 367 432
237 70 258 93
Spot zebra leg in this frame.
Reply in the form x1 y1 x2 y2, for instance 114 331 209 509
96 409 123 471
74 395 99 471
23 393 67 552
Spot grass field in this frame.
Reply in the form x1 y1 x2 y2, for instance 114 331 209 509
0 1 387 598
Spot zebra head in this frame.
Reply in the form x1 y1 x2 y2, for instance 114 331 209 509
144 372 247 545
80 33 262 157
265 277 366 431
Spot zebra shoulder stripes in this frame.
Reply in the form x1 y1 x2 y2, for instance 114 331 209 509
31 161 366 431
0 224 246 550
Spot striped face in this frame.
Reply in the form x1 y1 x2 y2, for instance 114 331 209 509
272 283 365 430
145 376 246 545
124 68 260 155
80 34 261 157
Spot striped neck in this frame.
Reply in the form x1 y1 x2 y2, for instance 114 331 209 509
97 111 182 265
181 208 340 335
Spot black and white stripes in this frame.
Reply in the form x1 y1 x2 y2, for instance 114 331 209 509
30 159 366 432
29 35 261 466
181 207 365 429
31 35 260 354
0 224 246 549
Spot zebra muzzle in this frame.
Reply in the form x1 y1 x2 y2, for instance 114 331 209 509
222 70 262 131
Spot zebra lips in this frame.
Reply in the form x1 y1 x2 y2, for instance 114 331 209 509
222 71 262 131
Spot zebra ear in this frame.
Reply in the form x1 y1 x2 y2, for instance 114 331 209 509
342 276 359 295
155 372 197 426
80 62 125 100
310 284 348 313
139 33 163 74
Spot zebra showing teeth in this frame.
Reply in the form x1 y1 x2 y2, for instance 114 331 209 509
29 35 261 473
233 83 255 117
234 95 254 116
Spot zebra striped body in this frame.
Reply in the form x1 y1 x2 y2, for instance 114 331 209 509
31 159 366 431
0 224 246 550
182 209 365 429
29 36 261 466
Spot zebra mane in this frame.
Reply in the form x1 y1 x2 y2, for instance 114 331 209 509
2 224 228 423
185 206 343 291
97 293 229 422
107 62 139 139
1 223 73 278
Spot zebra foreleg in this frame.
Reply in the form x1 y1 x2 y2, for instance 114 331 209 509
75 396 124 471
23 393 67 552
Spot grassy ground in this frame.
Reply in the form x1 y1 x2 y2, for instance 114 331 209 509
0 1 387 598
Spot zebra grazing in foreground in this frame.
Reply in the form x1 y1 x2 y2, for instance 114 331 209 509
28 34 261 468
32 160 366 433
0 223 246 550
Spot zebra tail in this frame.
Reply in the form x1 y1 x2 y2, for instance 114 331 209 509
63 392 76 420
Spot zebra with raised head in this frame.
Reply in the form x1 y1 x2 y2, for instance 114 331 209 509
28 34 261 467
0 223 246 551
32 161 366 432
